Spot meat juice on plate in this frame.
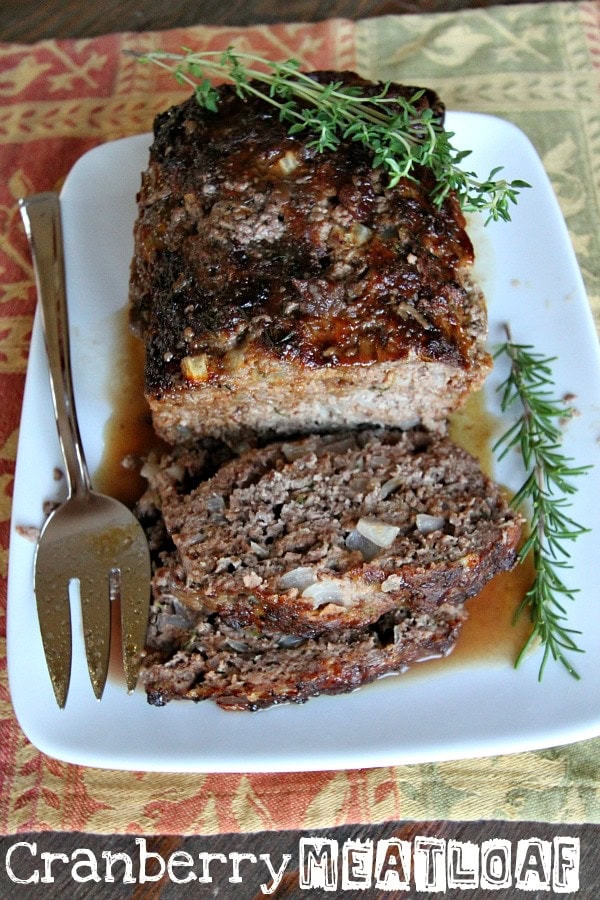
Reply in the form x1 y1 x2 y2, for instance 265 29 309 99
97 309 533 683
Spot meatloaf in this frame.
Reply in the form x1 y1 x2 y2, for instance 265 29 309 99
141 558 468 710
139 426 521 646
129 72 492 446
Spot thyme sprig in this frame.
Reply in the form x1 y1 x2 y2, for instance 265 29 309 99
494 327 591 680
128 47 529 223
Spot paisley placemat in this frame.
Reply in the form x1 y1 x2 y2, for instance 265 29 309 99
1 2 599 833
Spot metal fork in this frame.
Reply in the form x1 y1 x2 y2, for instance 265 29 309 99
19 192 151 709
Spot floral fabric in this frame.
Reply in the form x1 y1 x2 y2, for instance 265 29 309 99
1 3 599 834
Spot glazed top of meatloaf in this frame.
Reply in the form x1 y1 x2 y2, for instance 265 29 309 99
129 71 485 394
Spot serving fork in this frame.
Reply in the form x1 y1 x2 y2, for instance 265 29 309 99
19 192 151 708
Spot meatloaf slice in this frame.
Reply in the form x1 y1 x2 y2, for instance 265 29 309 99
142 428 521 637
140 560 467 711
129 72 491 446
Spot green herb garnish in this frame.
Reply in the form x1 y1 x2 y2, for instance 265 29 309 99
127 47 529 223
494 327 591 680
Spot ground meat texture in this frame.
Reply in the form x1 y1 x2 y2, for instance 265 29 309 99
129 72 491 446
140 555 468 710
142 428 522 639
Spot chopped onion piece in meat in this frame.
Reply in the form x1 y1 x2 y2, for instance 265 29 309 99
224 638 252 653
278 150 300 174
278 566 317 592
277 634 306 649
160 613 193 630
350 223 372 244
249 540 269 559
416 513 445 534
379 475 404 500
356 517 400 548
302 580 347 608
206 494 225 513
345 529 380 561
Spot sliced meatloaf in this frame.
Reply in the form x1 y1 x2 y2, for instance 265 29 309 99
129 72 491 446
140 559 467 710
141 428 522 638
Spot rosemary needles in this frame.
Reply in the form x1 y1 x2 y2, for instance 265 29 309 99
127 47 529 223
494 328 591 680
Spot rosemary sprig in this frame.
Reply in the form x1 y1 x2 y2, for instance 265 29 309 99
494 327 591 680
127 46 529 223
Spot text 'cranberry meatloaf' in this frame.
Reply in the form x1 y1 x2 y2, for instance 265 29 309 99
137 429 522 709
129 73 492 447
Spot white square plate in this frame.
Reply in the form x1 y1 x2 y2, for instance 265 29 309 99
7 113 600 772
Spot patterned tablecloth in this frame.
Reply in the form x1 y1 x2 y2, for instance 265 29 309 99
1 2 600 835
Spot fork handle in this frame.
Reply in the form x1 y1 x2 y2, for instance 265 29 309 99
20 193 92 499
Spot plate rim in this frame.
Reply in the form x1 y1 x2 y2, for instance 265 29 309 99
7 111 600 772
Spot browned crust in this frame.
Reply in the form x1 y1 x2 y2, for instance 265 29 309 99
129 72 491 445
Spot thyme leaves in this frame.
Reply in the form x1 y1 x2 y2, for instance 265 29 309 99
128 47 529 223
